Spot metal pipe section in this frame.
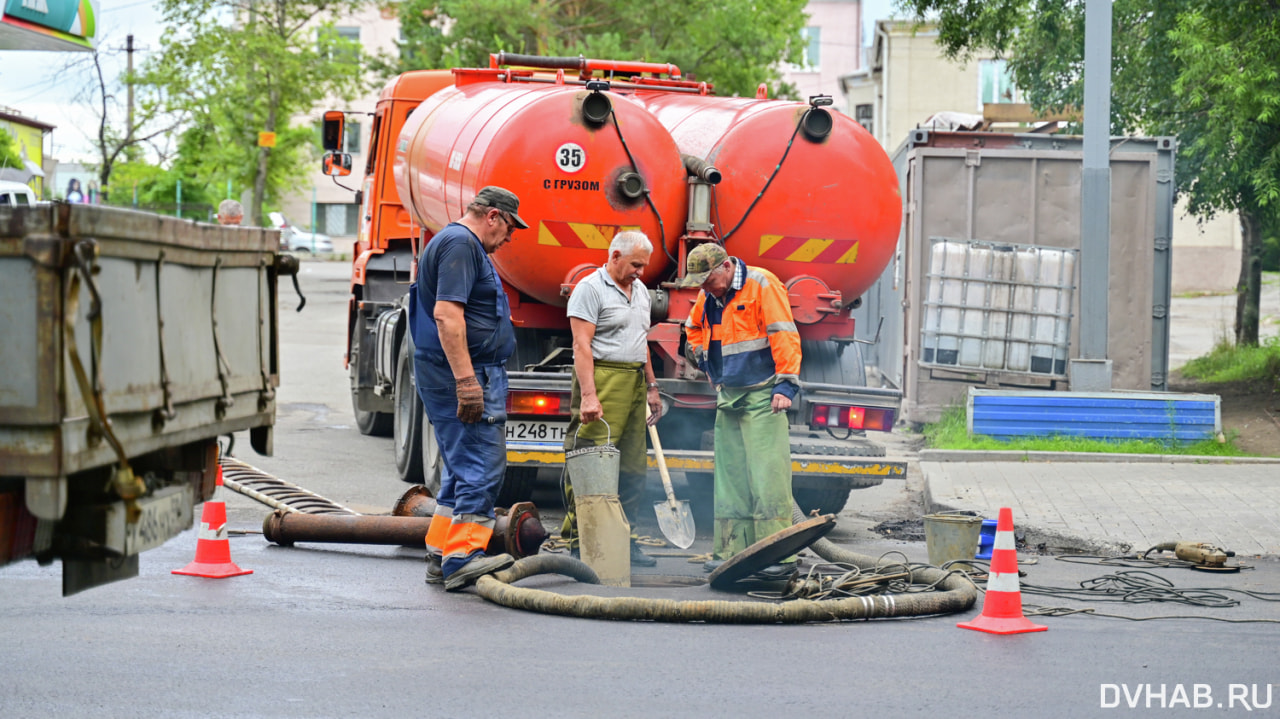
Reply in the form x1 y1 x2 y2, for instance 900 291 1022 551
263 491 548 558
490 52 682 80
263 512 430 547
391 486 548 558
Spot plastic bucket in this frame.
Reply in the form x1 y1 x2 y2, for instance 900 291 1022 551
564 420 620 496
923 510 984 568
975 519 998 559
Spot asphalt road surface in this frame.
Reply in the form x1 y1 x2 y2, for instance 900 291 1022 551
2 261 1277 718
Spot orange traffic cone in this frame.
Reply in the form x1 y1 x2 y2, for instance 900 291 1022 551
957 507 1045 635
173 462 251 578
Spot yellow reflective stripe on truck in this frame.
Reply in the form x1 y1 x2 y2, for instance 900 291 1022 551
506 449 906 478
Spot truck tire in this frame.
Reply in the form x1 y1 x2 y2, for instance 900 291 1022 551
421 412 443 496
351 327 393 437
394 338 424 483
791 440 885 516
799 339 867 386
496 467 537 506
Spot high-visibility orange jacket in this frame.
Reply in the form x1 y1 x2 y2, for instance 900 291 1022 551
685 258 802 398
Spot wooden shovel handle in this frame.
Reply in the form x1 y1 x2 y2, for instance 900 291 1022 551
645 404 678 503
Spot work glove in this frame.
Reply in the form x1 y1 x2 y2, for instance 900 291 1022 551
456 375 484 423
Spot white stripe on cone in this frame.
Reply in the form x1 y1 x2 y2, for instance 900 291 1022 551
987 571 1020 593
197 523 227 541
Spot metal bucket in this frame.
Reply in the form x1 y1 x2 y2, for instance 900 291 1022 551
564 419 620 496
923 510 984 568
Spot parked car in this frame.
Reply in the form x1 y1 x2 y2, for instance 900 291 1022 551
268 211 334 253
0 181 38 207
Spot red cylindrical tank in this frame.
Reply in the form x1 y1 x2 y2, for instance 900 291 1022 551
394 70 687 307
640 93 902 308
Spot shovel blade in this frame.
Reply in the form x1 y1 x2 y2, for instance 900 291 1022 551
654 500 696 549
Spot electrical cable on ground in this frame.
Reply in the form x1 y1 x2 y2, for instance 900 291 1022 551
962 559 1280 624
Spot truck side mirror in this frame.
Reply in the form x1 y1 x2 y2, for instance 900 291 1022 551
323 151 352 177
321 111 345 152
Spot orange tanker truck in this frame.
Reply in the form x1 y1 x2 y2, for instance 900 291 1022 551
326 53 904 515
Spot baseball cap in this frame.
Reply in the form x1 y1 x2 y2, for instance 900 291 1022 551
677 243 729 287
473 186 529 229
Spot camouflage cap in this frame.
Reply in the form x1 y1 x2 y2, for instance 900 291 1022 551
473 186 529 229
677 243 729 287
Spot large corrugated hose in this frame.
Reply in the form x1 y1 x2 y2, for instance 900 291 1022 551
474 503 977 623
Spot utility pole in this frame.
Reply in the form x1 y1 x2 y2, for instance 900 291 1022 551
1071 0 1114 391
126 34 135 144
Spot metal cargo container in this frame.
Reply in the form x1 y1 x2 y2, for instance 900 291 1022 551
0 203 287 593
853 130 1176 425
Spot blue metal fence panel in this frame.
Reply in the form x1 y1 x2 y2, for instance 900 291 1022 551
967 389 1221 442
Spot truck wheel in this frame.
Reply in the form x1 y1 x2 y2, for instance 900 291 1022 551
799 339 867 386
394 339 424 483
421 411 442 496
685 472 854 517
792 487 852 515
351 328 392 437
496 467 537 506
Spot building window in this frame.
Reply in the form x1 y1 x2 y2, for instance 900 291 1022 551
979 59 1021 107
345 119 361 154
316 118 360 154
320 202 360 236
801 26 821 71
855 103 874 136
320 25 361 64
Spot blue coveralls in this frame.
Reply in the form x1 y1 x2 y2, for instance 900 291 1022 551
409 223 514 578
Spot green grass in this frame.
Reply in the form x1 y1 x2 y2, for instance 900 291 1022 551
923 404 1250 456
1181 335 1280 385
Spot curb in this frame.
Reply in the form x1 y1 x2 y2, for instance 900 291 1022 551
919 449 1280 464
922 479 1135 557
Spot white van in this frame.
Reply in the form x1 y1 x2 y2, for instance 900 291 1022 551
0 181 38 207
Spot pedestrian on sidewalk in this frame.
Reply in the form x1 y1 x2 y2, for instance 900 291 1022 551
409 186 528 591
681 243 802 580
560 230 664 567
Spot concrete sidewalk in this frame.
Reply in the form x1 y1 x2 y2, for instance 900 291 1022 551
919 451 1280 558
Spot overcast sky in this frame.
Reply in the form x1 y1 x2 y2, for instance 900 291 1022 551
1 1 166 163
2 0 900 163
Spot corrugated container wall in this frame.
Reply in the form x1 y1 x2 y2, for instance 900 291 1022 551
853 130 1176 426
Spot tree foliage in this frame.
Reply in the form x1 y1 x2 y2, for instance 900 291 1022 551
389 0 810 98
141 0 368 225
897 0 1280 345
0 128 22 171
62 47 183 203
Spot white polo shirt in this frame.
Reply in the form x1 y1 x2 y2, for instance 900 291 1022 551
566 266 651 363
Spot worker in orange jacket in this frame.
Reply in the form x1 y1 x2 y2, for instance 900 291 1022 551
680 242 802 580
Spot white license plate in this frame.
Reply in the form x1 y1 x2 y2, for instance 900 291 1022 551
506 420 568 443
109 485 194 556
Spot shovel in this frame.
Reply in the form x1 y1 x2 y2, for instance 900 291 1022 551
646 404 696 549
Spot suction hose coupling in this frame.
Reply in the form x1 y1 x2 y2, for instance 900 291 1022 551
616 171 646 199
582 80 613 126
802 95 835 141
681 154 722 184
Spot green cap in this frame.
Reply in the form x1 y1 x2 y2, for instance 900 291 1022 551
677 243 729 287
473 186 529 229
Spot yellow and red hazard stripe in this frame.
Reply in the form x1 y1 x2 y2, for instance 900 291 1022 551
537 221 641 249
759 235 860 264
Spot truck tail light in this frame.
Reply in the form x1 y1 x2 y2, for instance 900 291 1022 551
507 391 570 416
809 404 895 432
